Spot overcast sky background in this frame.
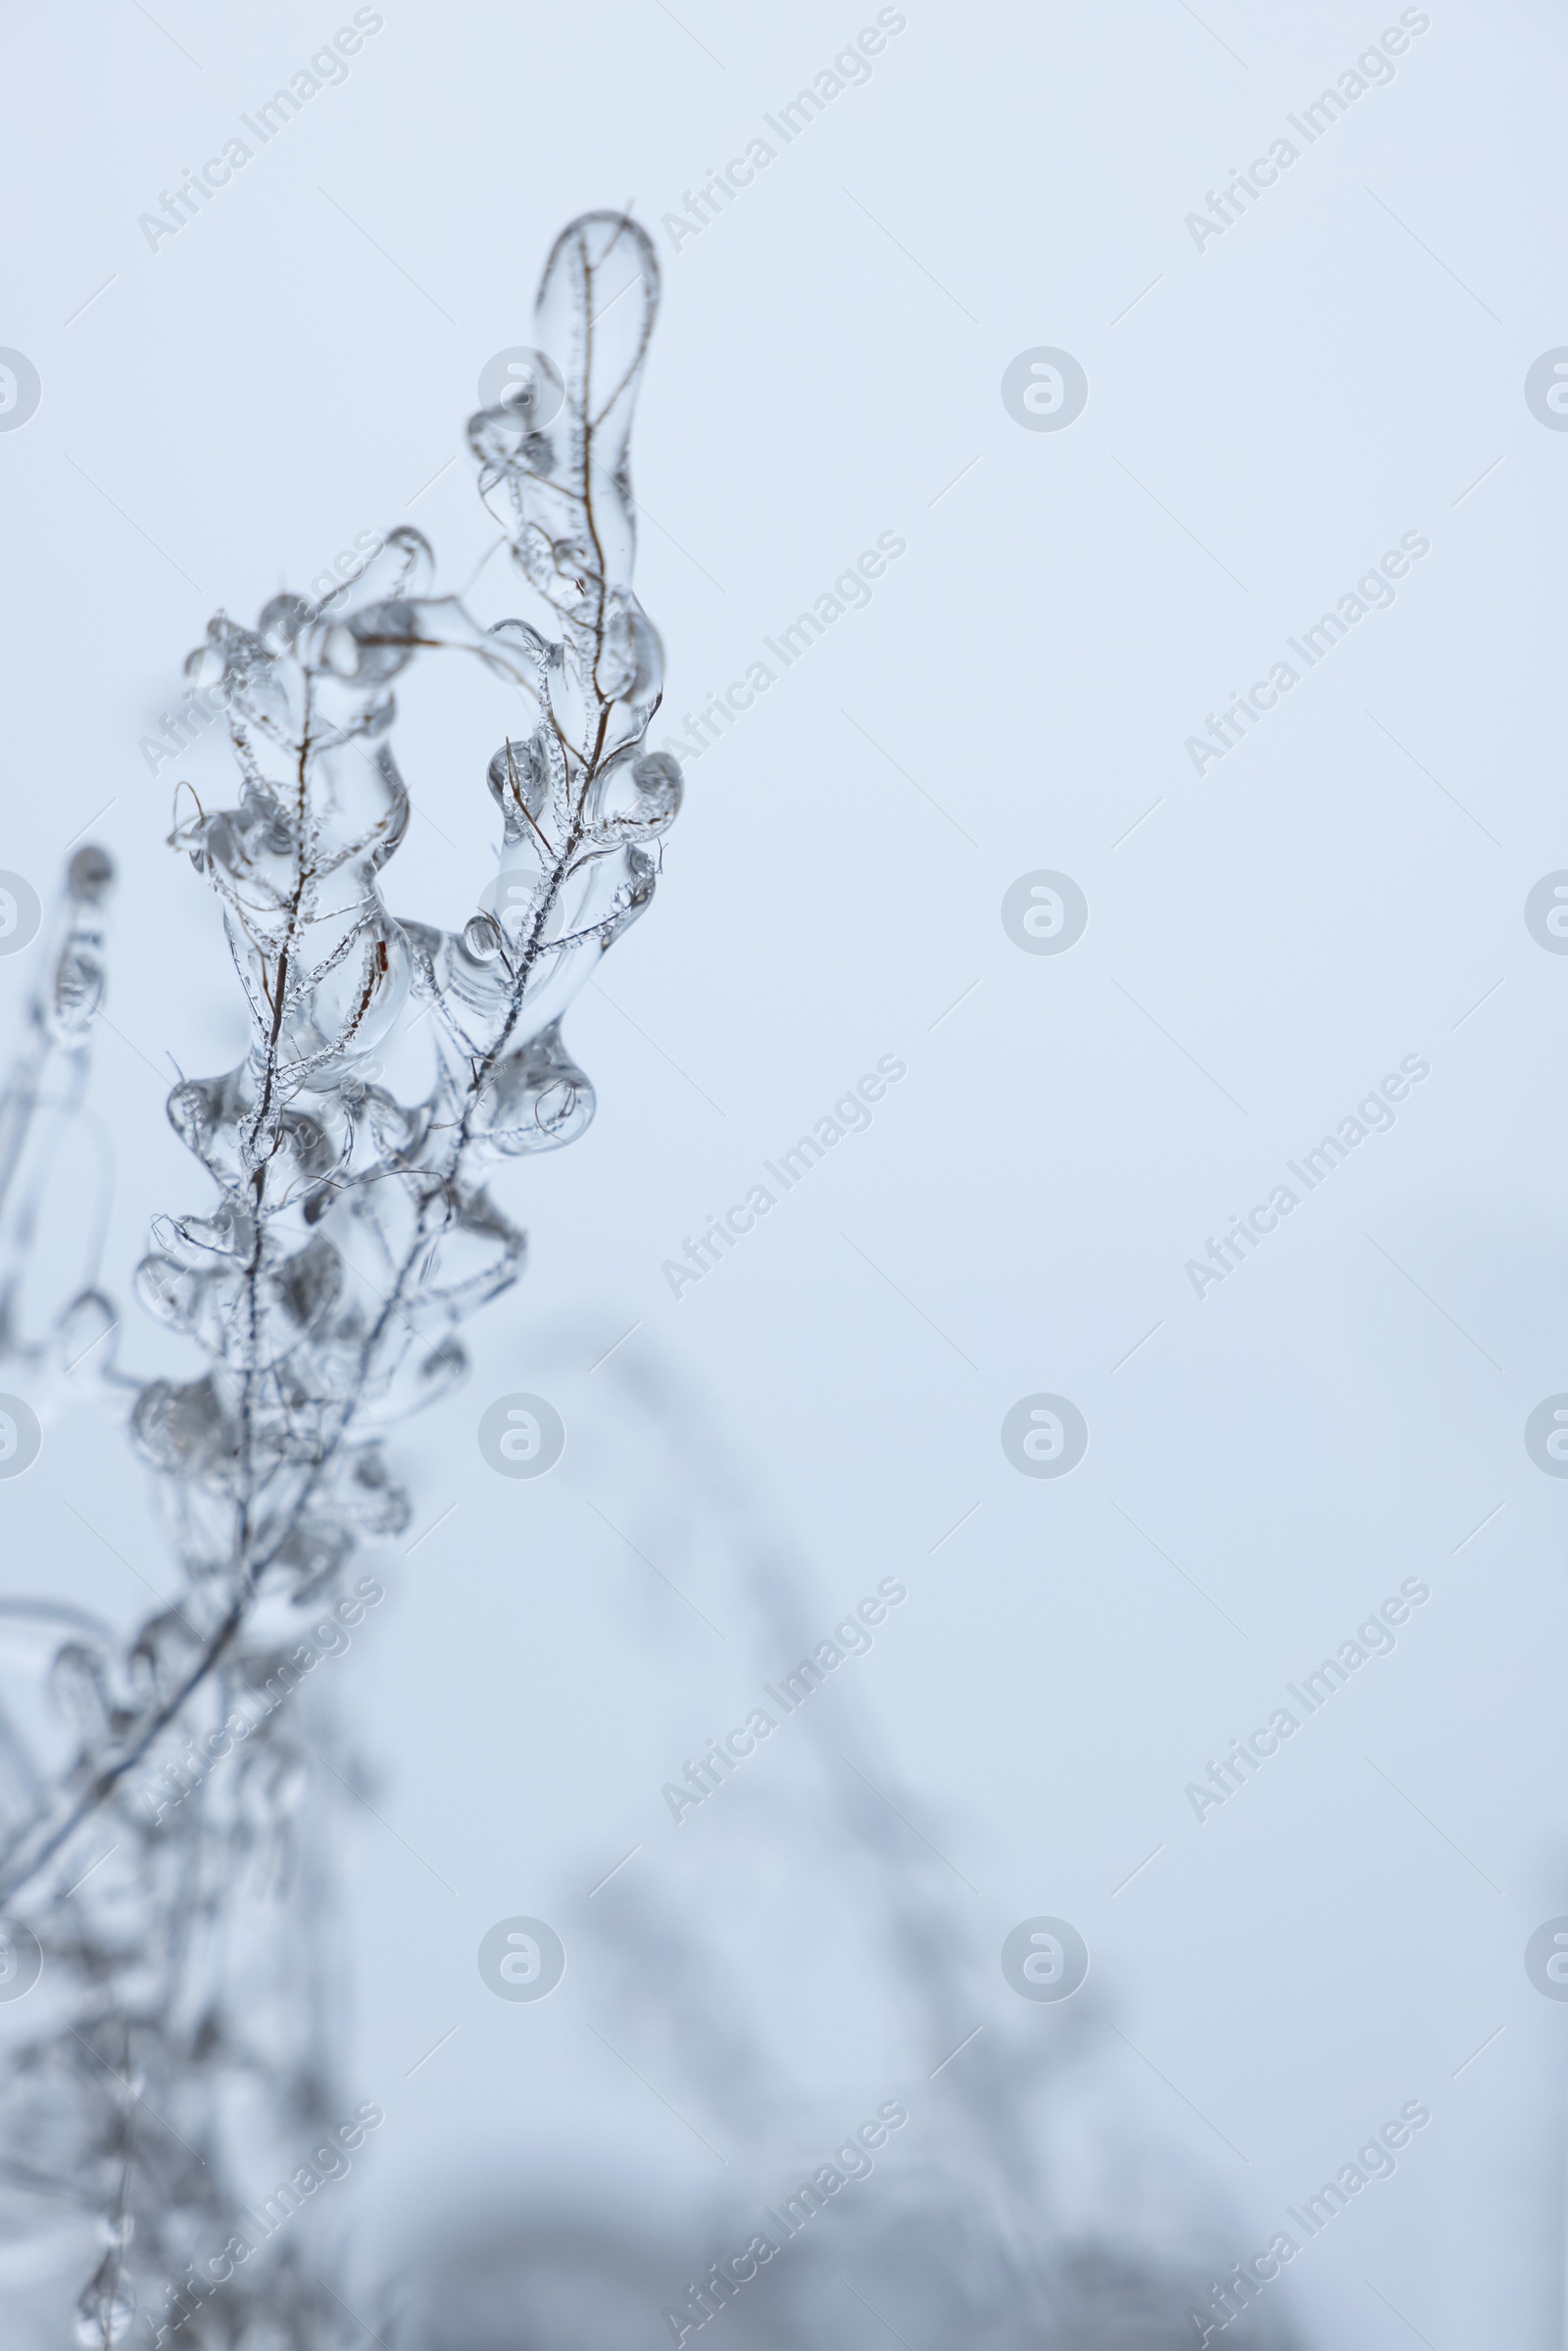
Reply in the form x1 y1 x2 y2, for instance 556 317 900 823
3 2 1567 2343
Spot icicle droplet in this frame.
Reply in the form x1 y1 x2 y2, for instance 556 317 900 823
51 1641 115 1744
346 598 420 684
167 1070 252 1189
463 913 505 962
467 407 559 479
266 1517 355 1596
136 1253 201 1331
416 1336 467 1410
129 1376 234 1477
596 591 662 710
257 591 312 653
486 732 553 829
586 748 682 842
183 612 263 692
54 1289 119 1380
362 1086 425 1160
67 845 115 905
268 1233 343 1338
470 1019 595 1156
50 940 107 1038
128 1610 206 1706
74 2284 134 2346
345 521 434 606
244 1103 346 1193
339 1444 412 1534
488 616 551 669
156 1200 256 1261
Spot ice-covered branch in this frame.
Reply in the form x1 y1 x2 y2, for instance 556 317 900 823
0 210 676 2350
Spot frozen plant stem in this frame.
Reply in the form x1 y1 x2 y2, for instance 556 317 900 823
0 212 679 2346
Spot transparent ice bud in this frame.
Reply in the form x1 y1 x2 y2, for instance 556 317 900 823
242 1102 346 1193
587 748 682 841
468 405 557 478
361 1085 426 1160
168 1068 329 1194
347 521 434 605
346 598 420 684
566 841 659 948
416 1193 526 1314
184 612 266 691
49 939 107 1037
51 1641 115 1743
340 1444 412 1534
596 591 662 709
268 1517 355 1594
488 616 552 675
55 1289 119 1378
257 591 312 654
128 1609 206 1704
67 844 114 905
167 1074 237 1176
415 1335 468 1408
129 1375 234 1477
75 2286 134 2347
154 1201 256 1261
136 1252 202 1332
463 912 505 961
487 731 555 832
470 1019 594 1156
267 1233 343 1340
238 776 295 848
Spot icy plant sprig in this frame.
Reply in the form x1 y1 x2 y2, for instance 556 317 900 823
0 209 673 1904
0 211 677 2346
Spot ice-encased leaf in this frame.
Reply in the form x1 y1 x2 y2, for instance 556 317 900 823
129 1376 236 1478
469 1019 595 1157
530 213 661 590
586 747 682 841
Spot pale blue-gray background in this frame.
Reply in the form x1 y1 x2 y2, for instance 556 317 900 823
2 1 1563 2342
